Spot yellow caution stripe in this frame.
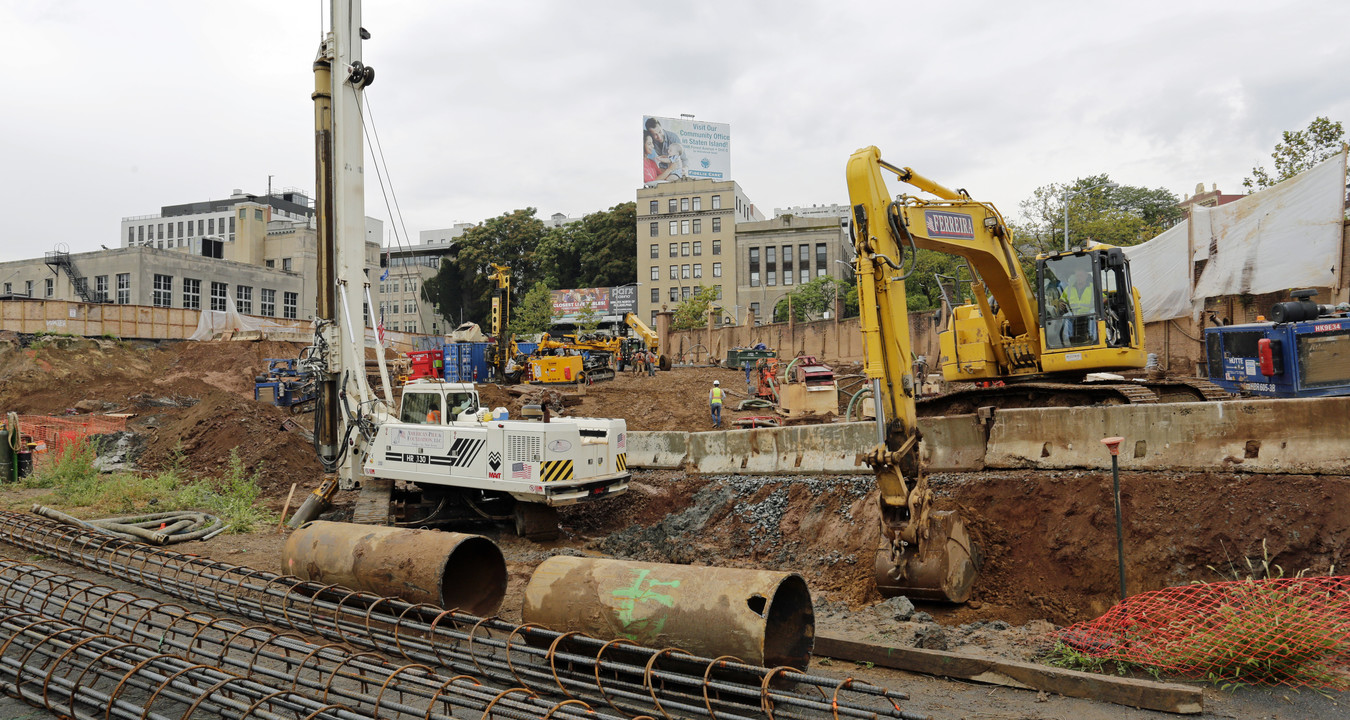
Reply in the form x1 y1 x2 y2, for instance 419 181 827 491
540 459 574 483
615 453 627 472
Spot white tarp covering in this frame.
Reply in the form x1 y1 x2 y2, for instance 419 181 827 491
1125 151 1347 322
1123 219 1192 323
188 293 298 340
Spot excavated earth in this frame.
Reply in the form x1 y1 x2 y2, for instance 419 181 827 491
0 337 1346 718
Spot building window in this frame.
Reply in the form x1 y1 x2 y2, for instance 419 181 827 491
157 223 164 240
95 276 108 303
24 280 32 297
668 199 678 213
816 243 828 276
283 292 298 319
681 287 691 300
2 282 9 295
236 285 252 314
152 274 172 307
782 245 794 286
669 243 677 257
650 266 659 281
712 218 721 233
260 289 276 317
669 265 678 280
405 301 415 314
406 322 417 333
266 259 275 268
669 287 678 302
405 278 416 292
678 219 688 235
693 264 702 278
196 220 203 236
692 219 701 234
649 200 658 214
669 221 678 236
800 244 811 284
692 197 702 211
711 195 722 209
681 242 690 256
282 258 293 272
750 302 760 316
681 264 690 279
650 288 660 303
651 310 658 324
127 227 134 245
178 221 184 238
712 238 721 255
749 247 761 287
650 244 659 259
45 278 54 298
116 274 130 305
210 282 228 311
183 278 200 309
167 223 174 239
680 198 689 212
208 218 215 236
712 262 722 278
137 226 144 243
390 301 400 315
650 222 659 237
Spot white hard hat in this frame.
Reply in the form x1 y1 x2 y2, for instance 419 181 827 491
713 380 720 386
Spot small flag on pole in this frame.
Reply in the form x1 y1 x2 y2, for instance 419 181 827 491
380 250 390 281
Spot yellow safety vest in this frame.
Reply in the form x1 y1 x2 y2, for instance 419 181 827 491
1066 284 1095 314
710 388 724 405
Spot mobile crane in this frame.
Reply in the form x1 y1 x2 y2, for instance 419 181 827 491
289 1 630 538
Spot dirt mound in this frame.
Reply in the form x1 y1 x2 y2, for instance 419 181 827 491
562 469 1350 627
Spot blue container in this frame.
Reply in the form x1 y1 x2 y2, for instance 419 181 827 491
470 342 492 383
516 342 538 356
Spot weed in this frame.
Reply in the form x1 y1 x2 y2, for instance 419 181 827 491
26 440 101 490
1043 642 1147 677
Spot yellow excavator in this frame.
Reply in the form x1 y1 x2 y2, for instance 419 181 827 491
846 146 1167 602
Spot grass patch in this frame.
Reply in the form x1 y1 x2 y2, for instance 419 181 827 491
22 441 274 534
1044 642 1159 679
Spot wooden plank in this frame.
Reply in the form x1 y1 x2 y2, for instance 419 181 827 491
814 634 1202 715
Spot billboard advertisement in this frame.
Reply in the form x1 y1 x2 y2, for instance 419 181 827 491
642 115 730 186
550 286 638 320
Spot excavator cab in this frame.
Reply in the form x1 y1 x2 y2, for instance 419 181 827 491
1036 246 1147 373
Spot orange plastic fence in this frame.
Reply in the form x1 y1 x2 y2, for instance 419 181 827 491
1058 576 1350 688
17 415 128 465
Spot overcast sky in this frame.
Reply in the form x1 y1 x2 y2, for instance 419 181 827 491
3 0 1348 263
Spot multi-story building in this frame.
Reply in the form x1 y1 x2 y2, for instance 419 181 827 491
636 178 764 326
0 189 382 324
378 234 458 335
734 214 852 324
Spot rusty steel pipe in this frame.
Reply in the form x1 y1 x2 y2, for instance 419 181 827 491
524 556 815 669
284 521 506 614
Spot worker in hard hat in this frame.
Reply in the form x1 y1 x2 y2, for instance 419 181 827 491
709 380 725 428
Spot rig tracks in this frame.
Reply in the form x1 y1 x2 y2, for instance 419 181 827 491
0 511 929 720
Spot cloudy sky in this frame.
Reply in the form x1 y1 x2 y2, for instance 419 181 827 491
3 0 1347 262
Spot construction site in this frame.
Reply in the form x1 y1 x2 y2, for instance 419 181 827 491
1 3 1348 720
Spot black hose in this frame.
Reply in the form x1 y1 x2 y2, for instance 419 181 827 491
886 201 919 280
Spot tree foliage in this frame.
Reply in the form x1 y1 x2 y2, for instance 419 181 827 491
575 300 601 334
508 281 553 336
671 285 720 330
1013 174 1182 254
422 202 637 330
772 276 855 322
1243 116 1345 192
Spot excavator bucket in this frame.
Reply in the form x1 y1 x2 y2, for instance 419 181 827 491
874 510 979 603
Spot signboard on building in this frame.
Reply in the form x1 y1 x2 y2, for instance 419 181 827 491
642 115 730 186
550 286 638 320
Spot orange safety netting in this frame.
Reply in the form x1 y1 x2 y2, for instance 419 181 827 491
17 415 128 465
1057 576 1350 688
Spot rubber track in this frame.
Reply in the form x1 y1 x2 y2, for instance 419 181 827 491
917 381 1159 416
1139 378 1232 402
351 477 393 525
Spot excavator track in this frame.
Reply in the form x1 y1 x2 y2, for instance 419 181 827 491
1138 377 1231 403
351 478 393 525
917 381 1159 417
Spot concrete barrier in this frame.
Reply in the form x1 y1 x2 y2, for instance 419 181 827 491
918 415 988 472
986 396 1350 473
626 431 690 469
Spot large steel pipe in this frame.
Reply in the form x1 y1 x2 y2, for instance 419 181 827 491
284 521 506 614
524 557 815 669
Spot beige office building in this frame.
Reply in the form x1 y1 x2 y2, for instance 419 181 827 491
734 214 852 323
636 178 764 326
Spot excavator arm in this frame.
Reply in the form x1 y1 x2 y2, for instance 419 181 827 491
846 147 982 602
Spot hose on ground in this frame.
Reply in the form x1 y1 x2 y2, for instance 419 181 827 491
30 505 225 544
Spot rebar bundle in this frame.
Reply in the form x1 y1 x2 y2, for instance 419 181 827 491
0 558 629 720
0 511 930 720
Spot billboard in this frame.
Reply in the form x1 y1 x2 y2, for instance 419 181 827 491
550 286 637 320
642 115 730 186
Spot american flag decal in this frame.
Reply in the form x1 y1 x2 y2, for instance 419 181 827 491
617 432 625 450
512 462 532 479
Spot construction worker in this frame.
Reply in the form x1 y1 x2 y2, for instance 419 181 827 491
646 350 657 377
709 380 724 428
426 406 441 424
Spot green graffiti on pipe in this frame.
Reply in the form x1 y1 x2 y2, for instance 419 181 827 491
611 569 680 642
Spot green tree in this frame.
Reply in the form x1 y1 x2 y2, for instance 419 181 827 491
575 300 601 334
508 281 553 335
1244 116 1345 191
422 209 546 328
773 276 851 322
1014 175 1182 253
535 202 637 289
671 285 720 330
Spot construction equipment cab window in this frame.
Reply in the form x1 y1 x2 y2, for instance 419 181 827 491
400 392 444 425
1038 250 1135 350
